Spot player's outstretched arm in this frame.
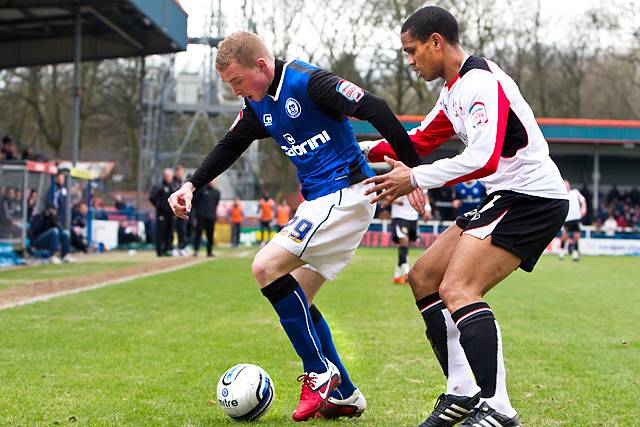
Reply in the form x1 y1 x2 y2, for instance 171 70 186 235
305 70 420 167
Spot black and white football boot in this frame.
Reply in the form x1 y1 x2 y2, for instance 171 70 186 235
459 402 521 427
418 392 480 427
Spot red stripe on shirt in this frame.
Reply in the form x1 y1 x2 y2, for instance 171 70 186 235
443 82 510 186
368 110 454 162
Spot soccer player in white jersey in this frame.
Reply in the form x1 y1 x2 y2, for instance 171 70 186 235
361 6 569 427
560 180 587 261
391 192 431 284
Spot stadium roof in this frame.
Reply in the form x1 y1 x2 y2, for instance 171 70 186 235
352 117 640 145
0 0 188 69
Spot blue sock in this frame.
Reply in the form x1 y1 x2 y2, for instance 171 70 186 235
261 274 327 374
309 304 356 399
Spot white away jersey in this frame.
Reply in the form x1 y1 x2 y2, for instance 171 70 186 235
566 188 586 222
368 56 568 200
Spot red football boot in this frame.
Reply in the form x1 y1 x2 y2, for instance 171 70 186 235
291 360 341 422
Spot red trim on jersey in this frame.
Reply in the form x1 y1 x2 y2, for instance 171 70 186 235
410 110 455 156
367 110 454 162
443 82 510 186
446 74 460 90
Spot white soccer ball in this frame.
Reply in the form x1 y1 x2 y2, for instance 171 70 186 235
216 364 275 421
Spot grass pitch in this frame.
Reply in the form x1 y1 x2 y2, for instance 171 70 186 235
0 249 638 426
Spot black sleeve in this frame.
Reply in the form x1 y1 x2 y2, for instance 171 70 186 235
307 69 421 167
148 185 158 208
188 101 271 191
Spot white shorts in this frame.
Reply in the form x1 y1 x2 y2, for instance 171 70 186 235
271 182 375 280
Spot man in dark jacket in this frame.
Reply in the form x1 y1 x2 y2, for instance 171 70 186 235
172 164 188 254
149 168 174 256
29 205 71 263
192 180 220 257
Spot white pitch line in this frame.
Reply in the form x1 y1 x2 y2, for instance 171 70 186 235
0 250 254 311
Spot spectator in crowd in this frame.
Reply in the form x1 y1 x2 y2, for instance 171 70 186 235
46 172 68 229
0 187 21 238
1 135 18 160
114 193 127 211
593 186 640 233
172 164 189 255
118 219 140 245
276 198 291 231
607 185 620 204
192 180 221 257
602 212 618 236
29 205 72 263
15 188 24 216
27 189 38 220
4 187 20 217
257 193 275 245
71 202 89 253
229 197 243 248
149 168 175 257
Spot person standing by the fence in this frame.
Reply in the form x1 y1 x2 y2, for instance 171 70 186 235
149 168 174 257
192 180 220 257
229 197 243 247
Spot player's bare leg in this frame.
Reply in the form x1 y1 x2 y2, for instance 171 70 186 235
410 224 481 427
559 229 568 260
439 235 521 426
408 223 463 299
394 235 410 284
253 242 339 421
571 230 581 261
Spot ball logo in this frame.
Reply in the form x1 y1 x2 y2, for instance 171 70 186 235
218 398 239 407
285 98 301 118
221 388 228 397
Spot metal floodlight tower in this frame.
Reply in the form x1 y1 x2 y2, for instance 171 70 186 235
138 0 260 199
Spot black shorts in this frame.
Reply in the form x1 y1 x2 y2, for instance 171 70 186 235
564 220 581 233
391 218 418 243
455 190 568 272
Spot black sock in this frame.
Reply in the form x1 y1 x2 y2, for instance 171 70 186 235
416 293 448 377
398 246 408 265
452 302 498 398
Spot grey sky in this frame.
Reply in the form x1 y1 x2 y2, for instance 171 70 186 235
174 0 603 73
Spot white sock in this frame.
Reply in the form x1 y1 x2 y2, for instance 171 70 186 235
443 309 481 397
483 321 517 418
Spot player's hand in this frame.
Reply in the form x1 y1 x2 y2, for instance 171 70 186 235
363 156 415 207
168 182 195 220
407 188 426 216
358 140 381 159
452 199 461 209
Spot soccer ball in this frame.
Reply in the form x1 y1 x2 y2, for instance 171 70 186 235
216 363 275 421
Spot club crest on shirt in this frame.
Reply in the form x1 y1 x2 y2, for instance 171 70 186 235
285 97 302 118
469 101 488 128
336 79 364 103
